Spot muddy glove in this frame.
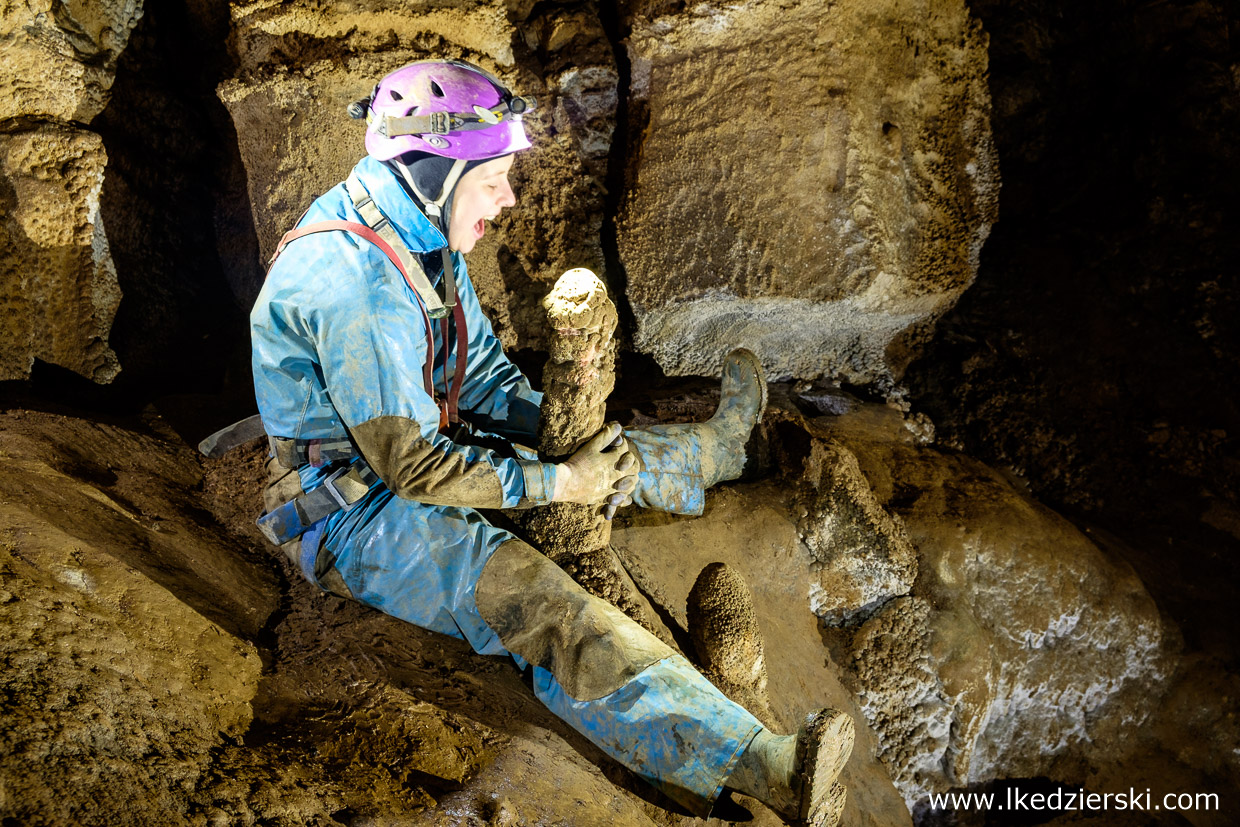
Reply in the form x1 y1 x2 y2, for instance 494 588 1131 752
554 423 637 506
602 434 638 520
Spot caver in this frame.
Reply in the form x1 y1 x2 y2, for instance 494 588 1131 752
242 58 854 825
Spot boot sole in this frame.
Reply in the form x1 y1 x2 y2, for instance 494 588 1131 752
798 709 854 826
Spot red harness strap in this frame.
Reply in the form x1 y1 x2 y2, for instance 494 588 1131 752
269 220 467 429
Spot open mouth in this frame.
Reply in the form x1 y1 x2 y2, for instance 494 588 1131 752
475 214 497 239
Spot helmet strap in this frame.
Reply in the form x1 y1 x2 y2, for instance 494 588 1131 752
396 157 468 308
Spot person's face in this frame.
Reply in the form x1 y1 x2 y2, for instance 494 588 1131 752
448 154 517 253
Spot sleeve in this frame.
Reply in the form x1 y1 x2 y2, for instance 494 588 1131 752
310 243 555 509
450 253 544 444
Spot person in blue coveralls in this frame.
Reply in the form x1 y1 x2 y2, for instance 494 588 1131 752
249 58 855 826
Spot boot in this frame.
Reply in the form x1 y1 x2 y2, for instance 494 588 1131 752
625 348 767 515
698 347 768 487
726 709 854 827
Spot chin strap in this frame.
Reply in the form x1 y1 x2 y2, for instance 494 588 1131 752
396 157 467 313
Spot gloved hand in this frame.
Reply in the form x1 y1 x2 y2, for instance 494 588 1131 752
602 433 637 520
554 423 638 507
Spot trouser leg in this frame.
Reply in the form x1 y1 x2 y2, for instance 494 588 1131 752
624 348 767 516
319 494 761 816
625 425 718 516
475 539 762 815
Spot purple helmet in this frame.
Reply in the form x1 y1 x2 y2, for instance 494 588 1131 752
353 59 535 161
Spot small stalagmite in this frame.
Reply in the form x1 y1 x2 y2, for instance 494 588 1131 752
687 562 779 730
522 268 671 644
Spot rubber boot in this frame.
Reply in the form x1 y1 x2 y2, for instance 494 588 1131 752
726 709 854 827
627 348 767 515
696 347 768 486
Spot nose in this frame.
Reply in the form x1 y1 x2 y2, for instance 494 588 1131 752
497 179 516 209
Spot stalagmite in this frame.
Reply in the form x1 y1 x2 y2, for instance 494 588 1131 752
522 268 671 644
687 562 779 730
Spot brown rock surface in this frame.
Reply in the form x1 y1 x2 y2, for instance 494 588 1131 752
0 0 143 382
618 0 998 385
611 485 914 827
614 395 1181 816
687 562 779 729
0 127 121 382
0 411 265 825
0 0 144 123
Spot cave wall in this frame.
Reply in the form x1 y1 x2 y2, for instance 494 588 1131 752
212 0 996 373
618 0 998 384
903 0 1240 659
3 0 998 390
4 0 1238 823
0 0 143 383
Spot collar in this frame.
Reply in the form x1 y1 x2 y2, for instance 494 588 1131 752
350 155 449 255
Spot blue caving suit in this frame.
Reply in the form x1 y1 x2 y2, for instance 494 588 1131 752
250 156 761 814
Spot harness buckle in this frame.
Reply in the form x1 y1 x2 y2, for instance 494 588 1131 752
320 466 355 510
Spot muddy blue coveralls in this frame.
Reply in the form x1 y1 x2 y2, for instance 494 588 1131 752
250 155 762 814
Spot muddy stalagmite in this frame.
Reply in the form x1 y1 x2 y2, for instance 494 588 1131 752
687 562 779 729
523 269 670 642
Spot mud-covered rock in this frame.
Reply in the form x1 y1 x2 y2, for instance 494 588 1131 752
809 407 1171 806
687 562 778 728
0 414 264 826
0 127 121 382
618 0 998 385
797 437 918 623
218 0 616 350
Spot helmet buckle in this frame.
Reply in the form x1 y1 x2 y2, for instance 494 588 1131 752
429 112 450 134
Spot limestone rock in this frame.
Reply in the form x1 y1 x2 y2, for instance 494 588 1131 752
687 562 779 728
811 410 1171 807
797 437 918 623
0 415 265 825
218 0 616 350
619 0 998 385
0 0 144 123
0 127 121 381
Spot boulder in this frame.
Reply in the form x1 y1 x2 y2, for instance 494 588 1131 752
615 397 1170 815
618 0 999 385
805 405 1171 806
0 410 268 825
